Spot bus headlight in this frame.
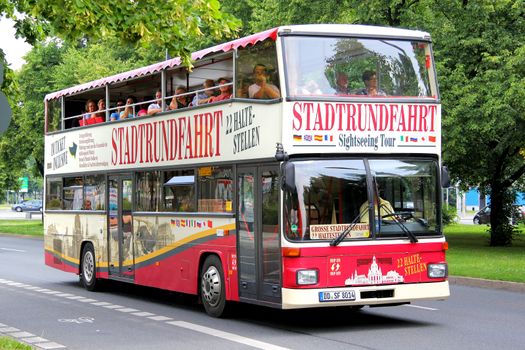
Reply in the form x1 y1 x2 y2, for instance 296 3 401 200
297 269 318 285
427 263 448 278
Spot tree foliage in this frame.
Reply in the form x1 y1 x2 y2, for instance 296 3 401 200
222 0 525 246
1 0 240 66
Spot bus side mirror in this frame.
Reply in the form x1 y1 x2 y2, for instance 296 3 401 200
441 165 451 188
281 162 296 192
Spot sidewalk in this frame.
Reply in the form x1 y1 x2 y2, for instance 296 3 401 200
450 276 525 293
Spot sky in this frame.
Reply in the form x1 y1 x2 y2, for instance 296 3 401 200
0 16 33 71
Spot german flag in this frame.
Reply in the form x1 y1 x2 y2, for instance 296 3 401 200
293 135 302 141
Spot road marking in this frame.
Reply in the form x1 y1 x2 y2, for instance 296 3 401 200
91 301 111 306
117 308 139 313
0 323 67 349
148 315 172 321
0 247 26 252
9 331 34 338
132 311 155 317
35 341 66 349
404 304 439 311
167 321 290 350
103 304 123 309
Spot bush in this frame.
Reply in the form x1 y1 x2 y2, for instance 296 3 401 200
442 206 458 226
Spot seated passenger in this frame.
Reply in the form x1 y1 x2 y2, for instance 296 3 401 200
120 96 137 119
94 98 106 120
169 86 191 110
191 79 216 106
249 64 280 99
335 71 349 94
110 99 125 121
356 70 386 96
208 77 232 103
147 90 162 116
80 99 104 126
137 99 148 117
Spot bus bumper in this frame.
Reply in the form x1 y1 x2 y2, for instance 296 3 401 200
281 280 449 309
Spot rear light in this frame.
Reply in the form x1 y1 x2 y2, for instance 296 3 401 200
428 263 448 278
297 269 318 285
282 247 301 257
442 242 449 250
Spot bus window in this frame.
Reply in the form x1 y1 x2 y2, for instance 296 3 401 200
283 160 368 241
63 176 84 210
46 177 63 209
197 166 233 213
84 175 105 210
162 170 195 212
46 99 62 133
236 40 280 99
284 37 434 98
136 171 161 212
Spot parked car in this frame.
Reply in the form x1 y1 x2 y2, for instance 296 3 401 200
11 200 42 212
473 205 523 225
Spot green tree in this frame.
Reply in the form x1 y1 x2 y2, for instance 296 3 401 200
1 0 240 66
227 0 525 246
430 0 525 246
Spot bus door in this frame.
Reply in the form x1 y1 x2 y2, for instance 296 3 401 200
237 165 281 304
108 174 134 281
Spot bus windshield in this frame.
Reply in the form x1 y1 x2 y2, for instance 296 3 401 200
283 36 435 98
283 159 439 242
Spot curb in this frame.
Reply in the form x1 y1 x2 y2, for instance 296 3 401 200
449 276 525 293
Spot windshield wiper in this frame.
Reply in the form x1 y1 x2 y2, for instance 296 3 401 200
380 204 418 243
330 207 368 246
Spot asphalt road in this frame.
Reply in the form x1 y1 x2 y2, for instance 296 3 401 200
1 235 524 350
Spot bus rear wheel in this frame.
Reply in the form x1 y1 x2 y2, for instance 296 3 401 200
80 243 99 291
200 255 226 317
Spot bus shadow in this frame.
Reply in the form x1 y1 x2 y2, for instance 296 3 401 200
227 303 433 332
63 280 434 331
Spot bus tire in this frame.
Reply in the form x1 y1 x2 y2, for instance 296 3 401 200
200 255 226 317
80 243 99 291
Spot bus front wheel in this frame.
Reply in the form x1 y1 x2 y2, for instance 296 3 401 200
200 255 226 317
80 243 99 291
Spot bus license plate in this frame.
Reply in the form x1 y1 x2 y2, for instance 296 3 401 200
319 290 356 302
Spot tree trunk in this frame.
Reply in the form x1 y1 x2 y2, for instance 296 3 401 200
489 180 513 246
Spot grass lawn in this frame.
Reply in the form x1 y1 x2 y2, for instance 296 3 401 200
0 337 32 349
0 220 43 237
444 224 525 283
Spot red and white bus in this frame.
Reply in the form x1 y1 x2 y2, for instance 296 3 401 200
44 24 449 317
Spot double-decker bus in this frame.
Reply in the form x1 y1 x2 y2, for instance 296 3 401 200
44 24 449 317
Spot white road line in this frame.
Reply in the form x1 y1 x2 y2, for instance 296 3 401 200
103 304 123 309
167 321 290 350
0 247 26 252
404 304 439 311
117 308 139 313
132 312 155 317
78 298 97 303
22 337 49 344
35 341 66 349
8 331 34 338
91 301 111 306
0 327 19 332
148 315 172 321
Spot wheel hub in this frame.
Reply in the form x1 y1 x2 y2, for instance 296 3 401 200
201 266 221 307
83 251 94 283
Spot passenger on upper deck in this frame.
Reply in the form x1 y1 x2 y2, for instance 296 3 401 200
137 98 149 117
169 86 191 110
248 64 280 99
191 79 216 106
208 78 232 103
110 99 125 121
120 96 137 119
147 90 162 116
357 70 386 96
95 99 106 120
80 99 104 126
